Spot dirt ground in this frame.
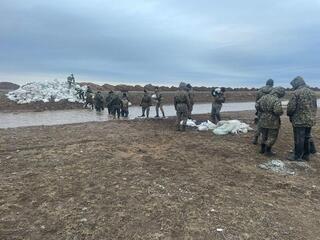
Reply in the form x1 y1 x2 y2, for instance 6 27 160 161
0 111 320 240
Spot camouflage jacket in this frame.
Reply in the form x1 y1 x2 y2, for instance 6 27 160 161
174 90 190 111
256 94 283 129
256 86 273 102
154 92 163 103
140 94 152 107
213 93 225 106
109 94 122 108
287 86 317 127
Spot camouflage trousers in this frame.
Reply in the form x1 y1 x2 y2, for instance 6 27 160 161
176 104 188 131
188 104 194 119
261 128 279 147
211 103 222 124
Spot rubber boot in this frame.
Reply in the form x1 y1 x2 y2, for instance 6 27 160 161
260 144 266 154
265 146 276 156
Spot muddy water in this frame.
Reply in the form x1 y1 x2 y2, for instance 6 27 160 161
0 100 319 128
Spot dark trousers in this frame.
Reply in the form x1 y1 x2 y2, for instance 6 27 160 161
112 107 121 119
121 109 129 117
293 127 312 159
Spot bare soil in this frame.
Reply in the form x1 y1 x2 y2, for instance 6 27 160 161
0 111 319 240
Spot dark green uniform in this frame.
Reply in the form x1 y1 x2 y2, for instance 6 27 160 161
174 83 190 131
95 92 104 112
140 92 152 118
256 87 285 155
287 76 317 161
252 79 274 144
109 94 122 119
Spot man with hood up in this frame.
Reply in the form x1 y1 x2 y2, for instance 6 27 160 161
186 84 194 119
174 82 190 131
256 87 285 156
287 76 317 161
252 79 274 145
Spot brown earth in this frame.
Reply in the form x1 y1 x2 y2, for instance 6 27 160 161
0 111 319 240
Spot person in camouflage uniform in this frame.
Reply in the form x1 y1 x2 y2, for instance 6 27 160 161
140 89 152 118
256 87 285 156
287 76 317 161
109 93 122 119
211 87 226 124
252 79 274 145
105 90 114 115
94 91 104 112
154 87 165 118
174 82 190 131
121 92 129 118
186 84 194 119
84 86 94 109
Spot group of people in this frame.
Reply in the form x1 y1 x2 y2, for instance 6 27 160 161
253 76 318 161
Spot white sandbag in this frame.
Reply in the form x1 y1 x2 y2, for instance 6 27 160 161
213 120 253 135
181 119 197 127
198 125 209 131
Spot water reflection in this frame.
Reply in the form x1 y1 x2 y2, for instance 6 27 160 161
0 99 319 128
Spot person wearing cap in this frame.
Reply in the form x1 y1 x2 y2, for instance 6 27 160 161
252 79 274 145
174 82 190 131
211 87 226 124
287 76 317 161
255 87 285 156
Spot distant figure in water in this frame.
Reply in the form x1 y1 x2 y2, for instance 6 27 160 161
139 89 152 118
121 92 129 118
95 91 104 112
211 87 226 124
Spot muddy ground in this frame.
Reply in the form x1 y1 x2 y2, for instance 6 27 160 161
0 111 320 240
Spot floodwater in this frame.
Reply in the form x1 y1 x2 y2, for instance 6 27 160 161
0 100 319 128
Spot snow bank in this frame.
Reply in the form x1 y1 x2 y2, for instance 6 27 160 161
6 79 87 104
182 119 252 135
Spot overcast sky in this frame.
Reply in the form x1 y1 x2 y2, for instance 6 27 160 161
0 0 320 87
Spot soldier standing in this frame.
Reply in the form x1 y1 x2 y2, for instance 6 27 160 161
139 89 152 118
121 92 130 118
109 93 122 119
154 87 165 118
252 79 274 145
67 74 75 88
186 84 194 119
174 82 190 131
105 90 114 115
287 76 317 161
211 87 226 124
256 87 285 156
94 91 104 112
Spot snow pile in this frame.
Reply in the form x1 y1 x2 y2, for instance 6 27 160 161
6 79 87 104
259 160 295 175
182 119 252 135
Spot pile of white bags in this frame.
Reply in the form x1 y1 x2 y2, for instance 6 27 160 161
182 119 252 135
6 79 87 104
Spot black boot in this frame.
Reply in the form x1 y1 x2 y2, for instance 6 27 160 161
265 146 276 156
260 144 266 154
